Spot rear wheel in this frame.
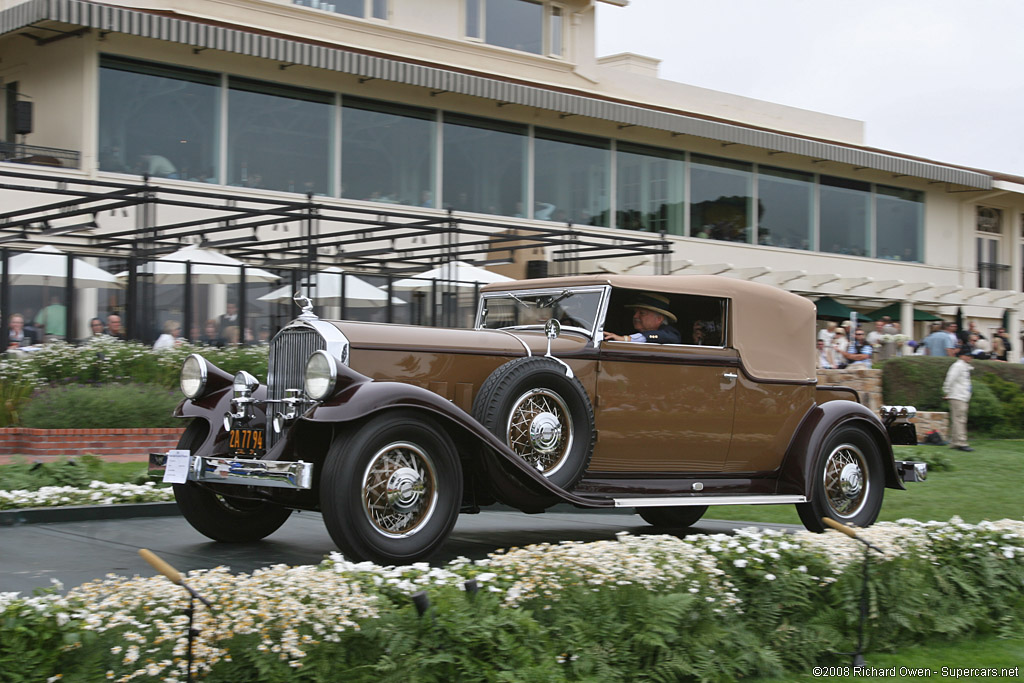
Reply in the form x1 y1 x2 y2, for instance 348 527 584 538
638 506 708 529
320 411 462 565
797 426 884 532
173 421 292 542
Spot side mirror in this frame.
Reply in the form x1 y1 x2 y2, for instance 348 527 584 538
544 318 561 356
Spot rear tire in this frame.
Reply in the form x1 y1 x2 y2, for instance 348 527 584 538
797 425 884 532
173 421 292 542
638 506 708 529
320 411 462 565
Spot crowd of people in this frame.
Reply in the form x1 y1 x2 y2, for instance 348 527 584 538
7 302 272 352
816 316 1016 370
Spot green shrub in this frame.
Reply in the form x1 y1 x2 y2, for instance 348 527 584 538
966 381 1003 432
18 383 182 429
0 455 148 492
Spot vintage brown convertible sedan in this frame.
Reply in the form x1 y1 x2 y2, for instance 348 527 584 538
151 275 924 564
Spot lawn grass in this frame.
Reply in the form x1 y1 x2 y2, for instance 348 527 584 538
754 632 1024 681
709 439 1024 526
0 457 150 491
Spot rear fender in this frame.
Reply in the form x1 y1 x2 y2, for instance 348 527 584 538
305 375 609 511
778 400 904 498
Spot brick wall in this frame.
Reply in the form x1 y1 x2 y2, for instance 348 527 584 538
815 367 947 443
0 427 186 463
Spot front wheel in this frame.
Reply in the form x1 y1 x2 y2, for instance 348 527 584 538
320 411 462 565
797 426 884 532
173 421 292 542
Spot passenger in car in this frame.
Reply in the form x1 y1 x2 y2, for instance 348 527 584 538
603 292 682 344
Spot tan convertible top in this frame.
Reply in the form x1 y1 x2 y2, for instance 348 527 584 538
482 274 817 382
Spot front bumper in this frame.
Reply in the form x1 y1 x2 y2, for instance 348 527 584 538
149 452 314 490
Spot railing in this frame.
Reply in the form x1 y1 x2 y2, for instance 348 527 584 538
0 142 81 169
977 262 1010 290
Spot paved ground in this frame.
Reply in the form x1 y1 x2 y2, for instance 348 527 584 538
0 508 800 595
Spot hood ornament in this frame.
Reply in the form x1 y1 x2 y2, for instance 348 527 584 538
293 291 317 320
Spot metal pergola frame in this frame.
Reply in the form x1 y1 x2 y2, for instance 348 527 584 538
0 167 672 342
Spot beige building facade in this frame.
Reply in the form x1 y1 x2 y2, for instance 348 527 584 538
0 0 1021 354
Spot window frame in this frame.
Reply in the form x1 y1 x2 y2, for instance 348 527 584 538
465 0 566 58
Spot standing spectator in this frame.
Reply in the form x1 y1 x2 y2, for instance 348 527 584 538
992 335 1007 362
200 319 222 347
153 320 184 350
218 302 239 343
970 334 991 360
818 321 837 346
993 327 1011 361
106 313 126 340
947 322 960 347
832 328 849 368
923 322 956 357
816 339 834 369
843 328 874 368
942 347 974 452
35 295 67 340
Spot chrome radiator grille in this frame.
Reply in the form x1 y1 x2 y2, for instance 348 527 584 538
266 326 325 449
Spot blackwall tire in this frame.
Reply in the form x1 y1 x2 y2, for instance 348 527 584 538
638 506 708 529
471 356 595 490
172 421 292 542
320 411 462 565
797 425 885 533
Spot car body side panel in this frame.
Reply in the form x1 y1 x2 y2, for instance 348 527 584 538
592 343 738 472
726 376 815 473
777 399 904 498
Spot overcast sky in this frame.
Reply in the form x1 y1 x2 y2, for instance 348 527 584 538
595 0 1024 178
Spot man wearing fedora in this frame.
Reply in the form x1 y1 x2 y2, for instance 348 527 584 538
603 292 682 344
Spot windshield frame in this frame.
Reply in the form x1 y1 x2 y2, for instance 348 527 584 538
475 285 611 347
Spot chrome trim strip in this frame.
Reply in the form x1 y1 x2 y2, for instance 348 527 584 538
614 495 807 508
149 452 313 490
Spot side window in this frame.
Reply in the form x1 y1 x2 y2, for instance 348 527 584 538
603 289 727 347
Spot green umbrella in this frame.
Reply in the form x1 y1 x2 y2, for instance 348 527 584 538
814 296 873 323
867 303 943 322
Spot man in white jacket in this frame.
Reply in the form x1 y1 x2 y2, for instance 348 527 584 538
942 347 974 452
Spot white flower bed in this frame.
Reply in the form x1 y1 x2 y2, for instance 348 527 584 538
2 517 1022 681
0 481 174 510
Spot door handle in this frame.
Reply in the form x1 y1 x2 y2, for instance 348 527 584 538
723 372 738 379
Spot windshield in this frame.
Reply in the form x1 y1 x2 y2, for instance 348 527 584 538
478 288 605 335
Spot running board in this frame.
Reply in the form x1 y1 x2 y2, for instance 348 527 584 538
614 495 807 508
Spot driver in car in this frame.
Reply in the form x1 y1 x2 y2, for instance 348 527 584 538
602 292 681 344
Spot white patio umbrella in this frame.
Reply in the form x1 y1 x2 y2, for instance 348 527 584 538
115 244 279 285
1 245 122 288
391 260 515 291
258 267 403 308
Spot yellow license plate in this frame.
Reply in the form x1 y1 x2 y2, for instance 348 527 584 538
229 428 265 456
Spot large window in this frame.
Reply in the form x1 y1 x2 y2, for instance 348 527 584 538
690 155 752 243
616 143 685 235
293 0 386 19
98 56 219 181
875 185 923 262
227 78 333 194
342 98 435 206
466 0 563 57
443 114 527 216
820 175 870 257
534 128 609 226
757 166 813 250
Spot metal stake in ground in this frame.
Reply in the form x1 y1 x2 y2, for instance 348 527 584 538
138 548 213 683
821 517 885 667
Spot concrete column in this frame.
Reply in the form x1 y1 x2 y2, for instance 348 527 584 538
900 300 914 353
1009 306 1022 363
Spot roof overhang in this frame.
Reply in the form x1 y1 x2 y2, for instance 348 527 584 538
0 0 992 190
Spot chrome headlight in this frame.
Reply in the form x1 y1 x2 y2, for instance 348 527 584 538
304 350 338 401
180 354 208 399
233 370 259 397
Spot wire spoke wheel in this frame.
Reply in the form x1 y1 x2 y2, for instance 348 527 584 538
361 441 438 538
822 443 869 518
506 388 574 475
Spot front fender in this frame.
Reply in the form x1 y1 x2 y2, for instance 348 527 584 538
305 378 611 510
777 399 904 498
173 386 269 455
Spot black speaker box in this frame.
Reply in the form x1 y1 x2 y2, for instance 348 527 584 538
13 101 32 135
526 259 549 279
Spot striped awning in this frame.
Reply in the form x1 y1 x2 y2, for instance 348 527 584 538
1 0 993 189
